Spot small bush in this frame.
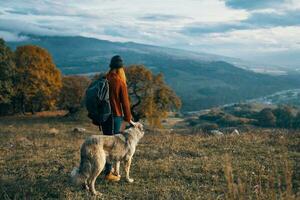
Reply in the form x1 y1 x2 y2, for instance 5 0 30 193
232 109 258 119
224 104 258 118
256 108 276 127
273 106 294 128
192 122 219 133
199 111 225 122
217 114 251 127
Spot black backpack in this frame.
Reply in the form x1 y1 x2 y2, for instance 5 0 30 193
85 76 111 125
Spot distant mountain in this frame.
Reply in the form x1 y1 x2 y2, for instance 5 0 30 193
8 35 300 111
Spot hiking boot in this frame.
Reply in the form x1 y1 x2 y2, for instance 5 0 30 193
105 172 120 182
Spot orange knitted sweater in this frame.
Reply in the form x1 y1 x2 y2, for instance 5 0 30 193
106 71 132 122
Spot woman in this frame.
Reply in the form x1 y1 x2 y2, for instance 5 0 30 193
100 55 136 181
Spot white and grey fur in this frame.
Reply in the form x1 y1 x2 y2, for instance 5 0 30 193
70 123 144 196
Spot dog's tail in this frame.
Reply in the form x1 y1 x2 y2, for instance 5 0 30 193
70 150 92 186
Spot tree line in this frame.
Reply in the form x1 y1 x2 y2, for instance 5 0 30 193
0 38 181 127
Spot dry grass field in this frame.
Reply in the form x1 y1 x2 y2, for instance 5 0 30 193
0 113 299 199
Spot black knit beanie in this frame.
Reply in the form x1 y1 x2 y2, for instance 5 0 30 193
109 55 124 69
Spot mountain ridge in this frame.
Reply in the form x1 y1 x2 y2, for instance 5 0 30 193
7 35 300 111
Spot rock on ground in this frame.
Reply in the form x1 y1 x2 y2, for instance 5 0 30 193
48 128 59 135
72 127 86 133
210 130 224 135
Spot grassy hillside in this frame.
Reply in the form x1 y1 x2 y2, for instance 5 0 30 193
8 36 300 111
0 113 299 199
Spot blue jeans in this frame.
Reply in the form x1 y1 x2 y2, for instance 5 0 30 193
101 115 123 135
100 115 123 175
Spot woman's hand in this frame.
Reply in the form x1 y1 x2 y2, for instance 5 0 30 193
130 120 138 128
121 120 138 131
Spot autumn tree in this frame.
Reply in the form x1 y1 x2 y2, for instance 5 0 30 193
14 45 62 113
58 75 91 114
126 65 181 127
0 38 15 114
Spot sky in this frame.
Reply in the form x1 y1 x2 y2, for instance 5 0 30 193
0 0 300 68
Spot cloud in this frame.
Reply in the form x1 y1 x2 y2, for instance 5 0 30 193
0 18 74 37
247 9 300 27
181 9 300 36
139 14 190 21
181 26 300 62
0 30 28 41
0 0 299 67
224 0 284 10
181 22 249 35
5 9 31 15
0 0 248 43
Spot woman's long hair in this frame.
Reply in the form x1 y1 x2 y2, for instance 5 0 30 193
109 68 127 85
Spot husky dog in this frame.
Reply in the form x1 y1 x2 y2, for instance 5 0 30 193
71 123 144 195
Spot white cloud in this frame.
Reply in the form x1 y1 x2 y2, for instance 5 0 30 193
181 26 300 62
0 30 28 41
283 0 300 10
0 0 299 67
0 0 248 42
